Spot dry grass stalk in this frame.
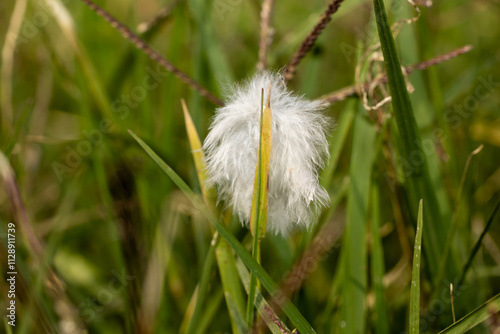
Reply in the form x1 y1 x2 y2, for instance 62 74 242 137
257 0 275 71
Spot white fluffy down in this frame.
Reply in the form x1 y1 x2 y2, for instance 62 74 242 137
203 71 331 236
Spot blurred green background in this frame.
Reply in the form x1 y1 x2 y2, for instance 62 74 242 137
0 0 499 333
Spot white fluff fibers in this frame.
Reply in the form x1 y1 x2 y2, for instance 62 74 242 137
203 71 330 236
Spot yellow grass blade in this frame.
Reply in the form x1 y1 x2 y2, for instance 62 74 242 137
249 84 272 239
181 99 214 205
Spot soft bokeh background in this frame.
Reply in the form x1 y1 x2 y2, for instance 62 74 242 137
1 0 499 333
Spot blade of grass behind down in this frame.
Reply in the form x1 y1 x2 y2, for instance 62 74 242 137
128 130 316 334
373 0 451 278
410 200 424 334
181 101 246 334
340 102 378 334
247 86 273 326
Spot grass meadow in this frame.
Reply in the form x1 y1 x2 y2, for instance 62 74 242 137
1 0 500 333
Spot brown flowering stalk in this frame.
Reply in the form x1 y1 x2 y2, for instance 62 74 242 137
284 0 345 82
79 0 224 107
318 45 473 106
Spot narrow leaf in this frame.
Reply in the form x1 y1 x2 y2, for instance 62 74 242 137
410 200 424 334
434 145 483 289
459 201 500 286
373 0 450 278
250 86 272 238
181 99 215 205
216 235 247 327
247 83 272 326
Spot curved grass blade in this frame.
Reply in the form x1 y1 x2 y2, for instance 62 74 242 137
438 292 500 333
181 99 216 206
410 200 424 334
128 130 316 334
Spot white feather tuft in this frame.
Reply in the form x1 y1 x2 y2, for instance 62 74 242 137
203 71 331 236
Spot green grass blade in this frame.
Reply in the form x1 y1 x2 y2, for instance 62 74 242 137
128 130 317 334
434 145 483 289
216 237 247 333
438 292 500 334
341 103 377 334
410 200 424 334
458 201 500 286
371 185 390 334
373 0 450 278
320 99 356 188
181 99 216 206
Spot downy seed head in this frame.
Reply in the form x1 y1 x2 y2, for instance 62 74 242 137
203 71 331 236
